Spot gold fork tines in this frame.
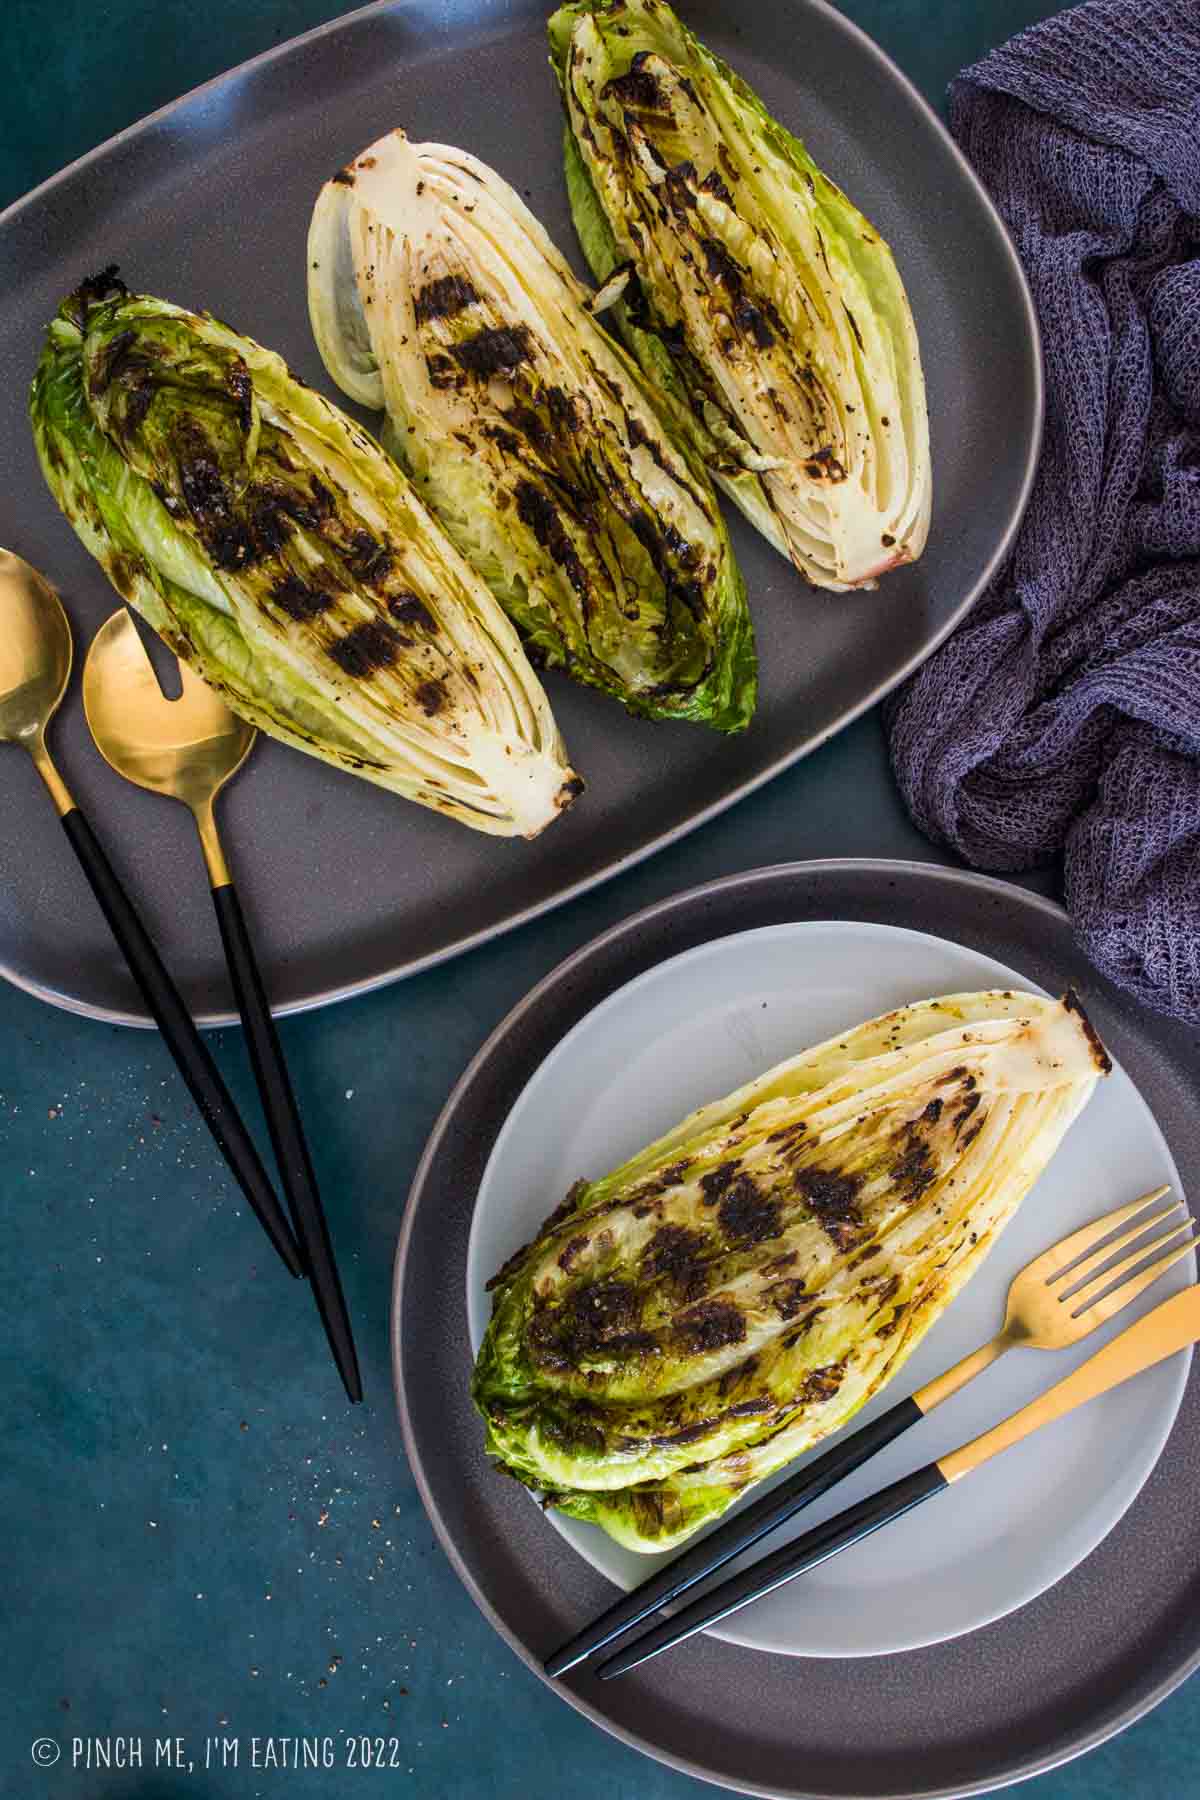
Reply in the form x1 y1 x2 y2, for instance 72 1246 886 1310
913 1186 1192 1416
1028 1185 1173 1286
1064 1223 1196 1322
1052 1192 1186 1298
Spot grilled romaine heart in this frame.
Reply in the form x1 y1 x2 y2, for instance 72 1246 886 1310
473 990 1108 1551
31 273 579 837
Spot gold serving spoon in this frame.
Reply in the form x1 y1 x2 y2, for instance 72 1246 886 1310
83 608 254 888
84 609 361 1402
0 545 74 809
0 548 301 1277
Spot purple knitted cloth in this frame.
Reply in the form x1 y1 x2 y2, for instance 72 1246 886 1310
885 0 1200 1021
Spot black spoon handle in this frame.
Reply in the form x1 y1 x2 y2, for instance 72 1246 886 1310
211 880 362 1403
597 1462 948 1680
545 1394 922 1677
60 806 303 1278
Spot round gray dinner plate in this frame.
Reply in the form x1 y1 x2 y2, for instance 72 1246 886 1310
392 861 1200 1800
0 0 1039 1026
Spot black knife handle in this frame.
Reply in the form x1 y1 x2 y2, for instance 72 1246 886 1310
211 880 362 1403
597 1460 949 1679
545 1393 923 1678
60 806 302 1278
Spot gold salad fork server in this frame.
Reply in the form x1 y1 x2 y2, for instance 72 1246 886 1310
83 608 361 1402
915 1182 1189 1406
549 1184 1193 1678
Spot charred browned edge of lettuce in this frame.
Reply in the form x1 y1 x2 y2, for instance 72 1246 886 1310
1062 990 1112 1073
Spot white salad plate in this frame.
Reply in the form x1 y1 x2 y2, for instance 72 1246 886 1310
466 919 1190 1658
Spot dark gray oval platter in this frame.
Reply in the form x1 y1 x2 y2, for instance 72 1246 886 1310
0 0 1039 1026
392 861 1200 1800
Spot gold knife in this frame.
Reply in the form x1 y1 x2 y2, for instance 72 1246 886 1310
940 1279 1199 1478
598 1282 1200 1678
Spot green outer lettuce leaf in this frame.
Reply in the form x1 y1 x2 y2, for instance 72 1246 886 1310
473 990 1107 1551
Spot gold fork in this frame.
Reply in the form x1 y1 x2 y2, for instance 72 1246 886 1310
915 1183 1191 1409
547 1184 1194 1678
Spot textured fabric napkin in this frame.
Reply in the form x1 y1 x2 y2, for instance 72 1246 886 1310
885 0 1200 1022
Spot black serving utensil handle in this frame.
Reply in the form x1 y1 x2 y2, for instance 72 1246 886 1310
545 1394 922 1677
211 879 363 1403
60 806 303 1278
596 1460 948 1680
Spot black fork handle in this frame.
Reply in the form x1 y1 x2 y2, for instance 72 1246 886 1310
545 1395 923 1677
596 1461 949 1679
211 879 362 1402
60 806 303 1278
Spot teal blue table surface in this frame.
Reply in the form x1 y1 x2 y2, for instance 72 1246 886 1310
4 4 1199 1797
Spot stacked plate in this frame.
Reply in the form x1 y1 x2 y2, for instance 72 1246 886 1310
394 862 1200 1799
